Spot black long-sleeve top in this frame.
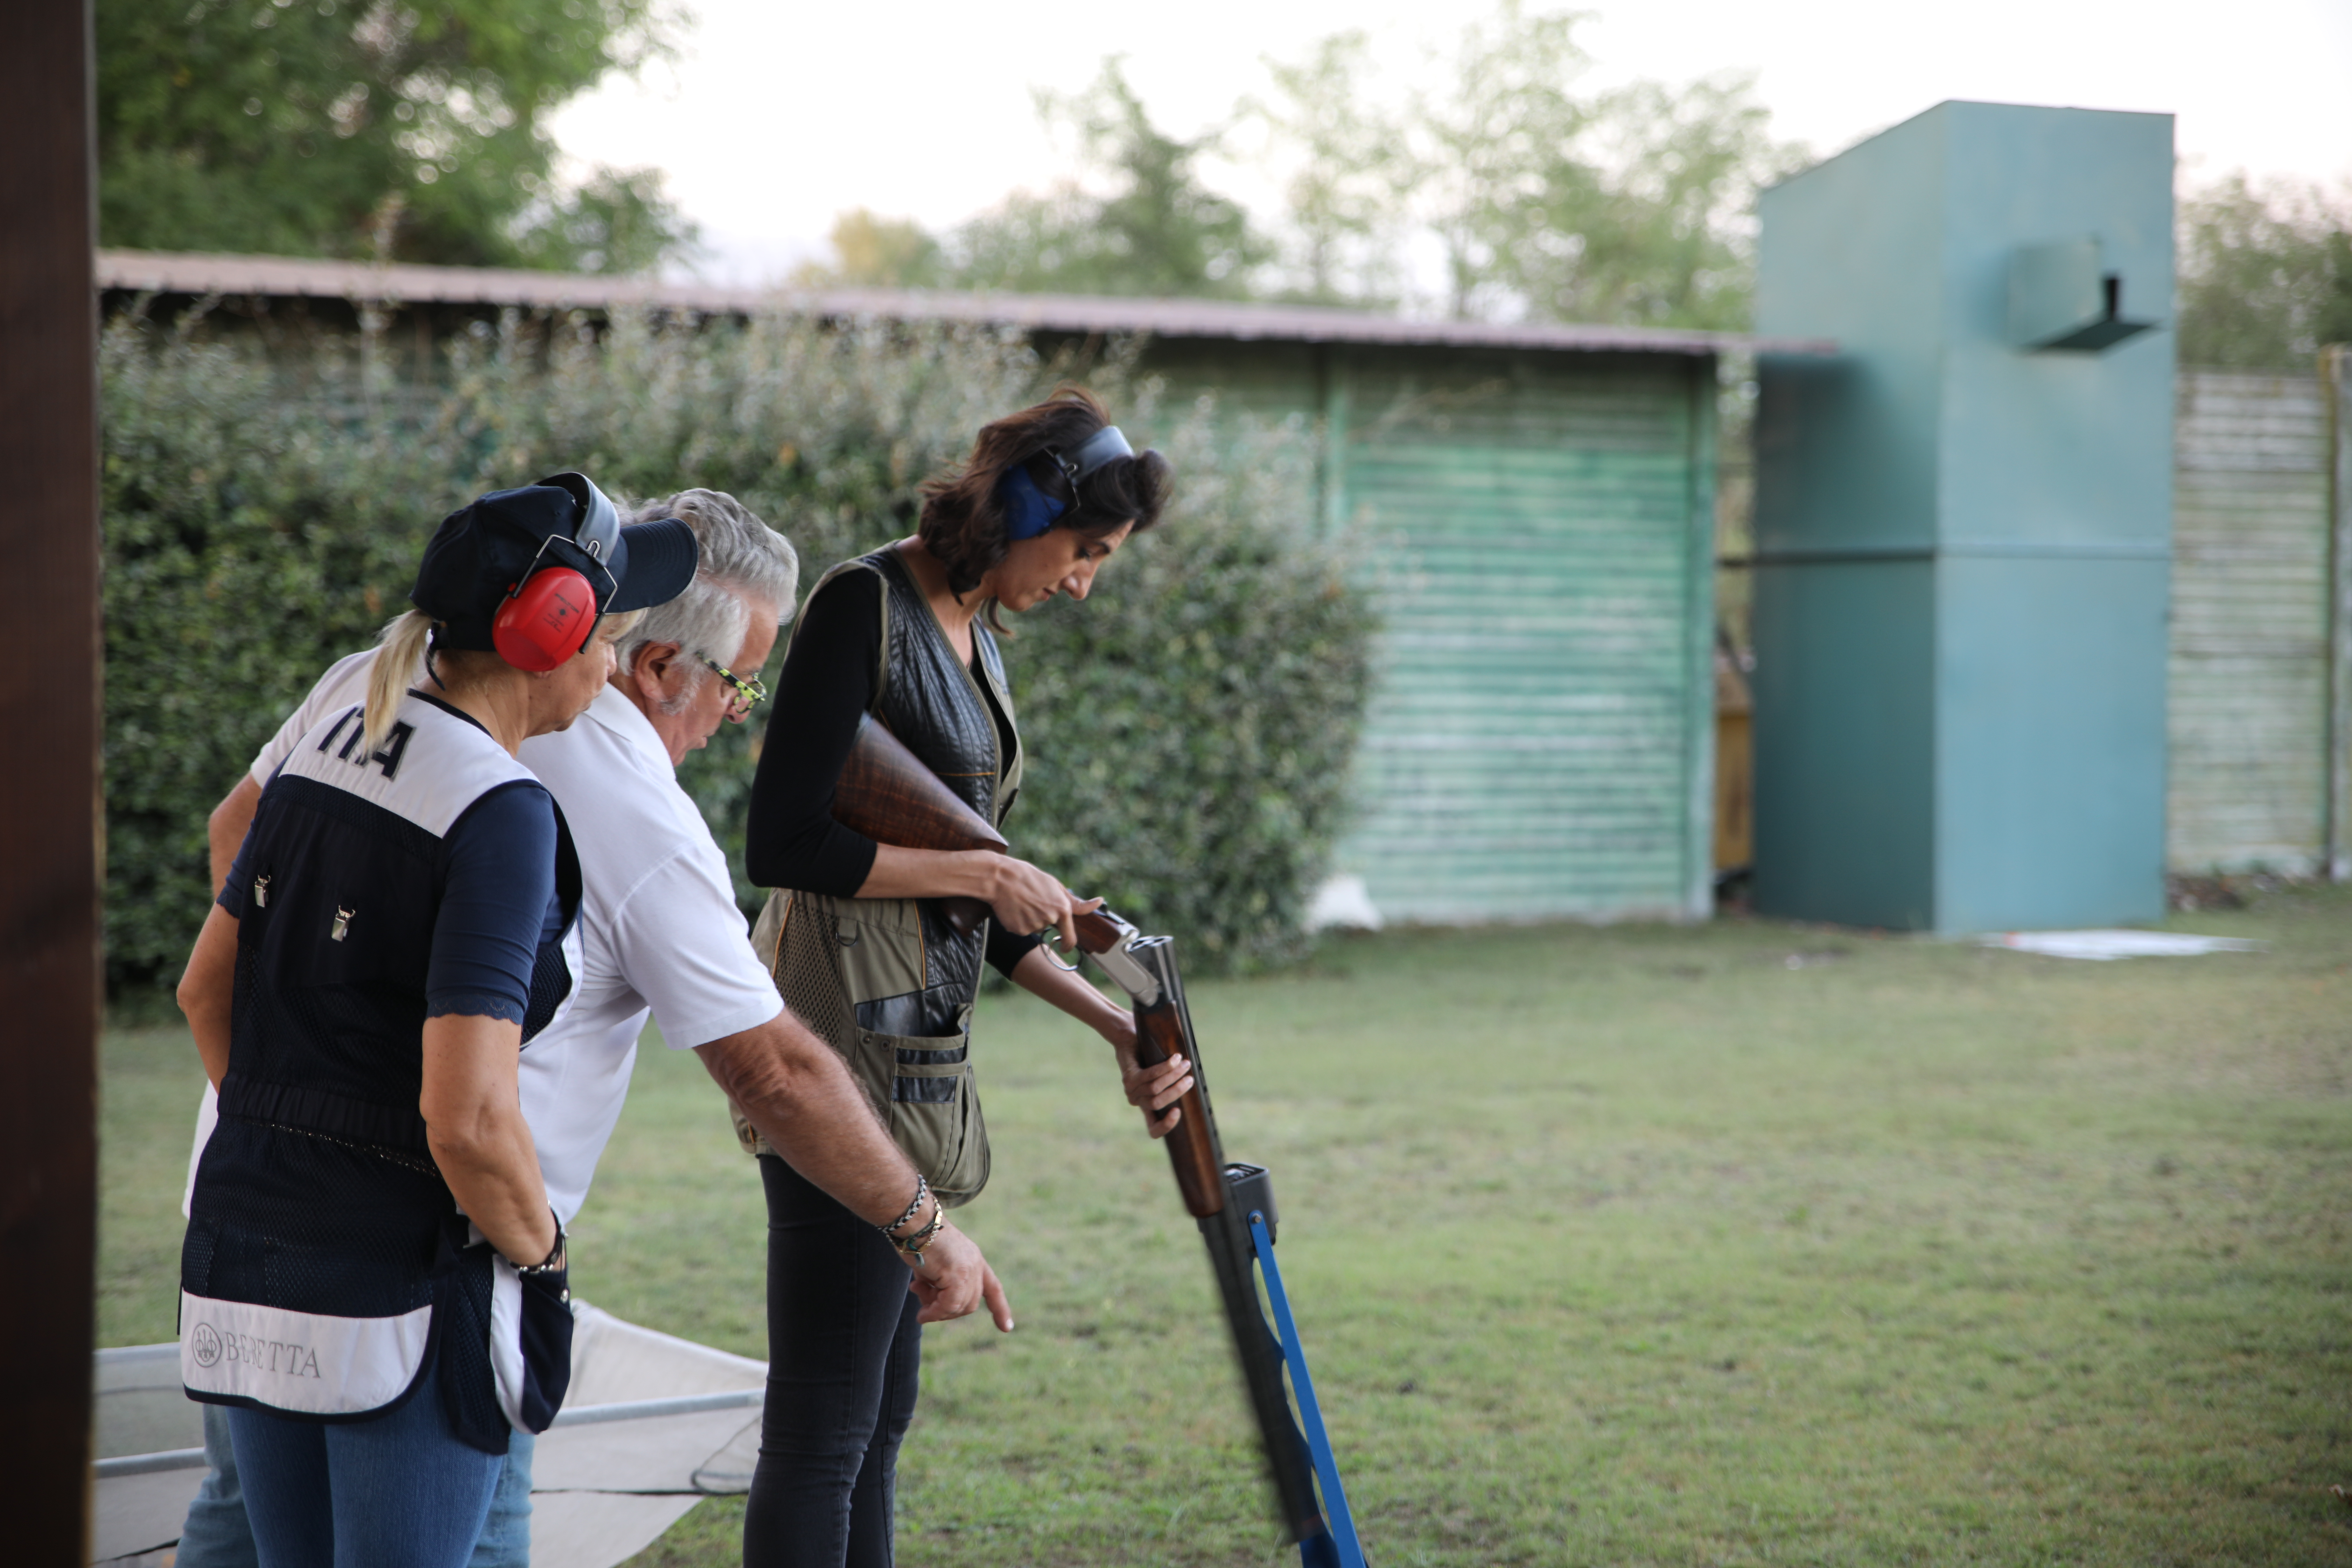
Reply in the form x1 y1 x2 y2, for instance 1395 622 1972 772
745 568 1040 978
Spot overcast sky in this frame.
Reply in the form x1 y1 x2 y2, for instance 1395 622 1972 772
545 0 2352 285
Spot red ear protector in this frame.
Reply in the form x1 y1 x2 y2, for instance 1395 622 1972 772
491 522 621 677
492 493 622 671
493 562 601 672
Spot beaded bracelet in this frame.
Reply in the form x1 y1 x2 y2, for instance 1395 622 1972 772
895 1201 947 1260
876 1175 930 1242
514 1213 567 1278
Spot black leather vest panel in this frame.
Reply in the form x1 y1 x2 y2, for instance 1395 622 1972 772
868 548 1016 826
858 548 1023 1030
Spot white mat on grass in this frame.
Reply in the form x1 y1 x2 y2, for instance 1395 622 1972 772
524 1491 707 1567
1983 929 2264 961
91 1302 766 1568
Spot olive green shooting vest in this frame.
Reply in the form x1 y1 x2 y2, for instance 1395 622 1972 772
734 548 1022 1207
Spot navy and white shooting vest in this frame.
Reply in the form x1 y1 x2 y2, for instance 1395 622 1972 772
181 691 582 1450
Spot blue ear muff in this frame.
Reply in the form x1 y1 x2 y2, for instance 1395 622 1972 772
1066 425 1133 478
998 427 1132 541
999 464 1066 541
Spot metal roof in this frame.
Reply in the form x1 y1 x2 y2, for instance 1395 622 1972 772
97 250 1837 358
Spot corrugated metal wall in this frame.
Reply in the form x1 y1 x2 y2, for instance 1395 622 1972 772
1331 352 1715 921
2168 368 2340 873
1131 339 1720 924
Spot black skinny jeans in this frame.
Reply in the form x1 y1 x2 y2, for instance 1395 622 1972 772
743 1153 924 1568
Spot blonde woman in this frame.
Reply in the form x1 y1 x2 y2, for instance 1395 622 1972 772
173 475 695 1567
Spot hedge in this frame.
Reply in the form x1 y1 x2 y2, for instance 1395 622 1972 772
99 308 1376 996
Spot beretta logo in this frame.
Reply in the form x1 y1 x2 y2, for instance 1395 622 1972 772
191 1320 323 1379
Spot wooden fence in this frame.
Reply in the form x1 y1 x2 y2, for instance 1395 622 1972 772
2168 352 2352 875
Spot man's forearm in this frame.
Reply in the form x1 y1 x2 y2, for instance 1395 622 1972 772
695 1011 925 1225
178 906 239 1087
209 775 263 894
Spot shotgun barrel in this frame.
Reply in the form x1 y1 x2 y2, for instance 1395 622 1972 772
1076 911 1333 1549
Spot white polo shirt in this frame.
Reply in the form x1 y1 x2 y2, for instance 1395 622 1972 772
186 653 783 1224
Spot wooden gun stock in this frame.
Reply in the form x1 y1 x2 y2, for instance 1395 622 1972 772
830 715 1002 936
1069 907 1125 951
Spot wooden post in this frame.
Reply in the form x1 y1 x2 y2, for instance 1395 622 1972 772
1317 342 1351 540
1684 355 1721 919
0 0 102 1560
2325 345 2351 880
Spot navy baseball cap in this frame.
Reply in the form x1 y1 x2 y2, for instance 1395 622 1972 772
411 472 699 651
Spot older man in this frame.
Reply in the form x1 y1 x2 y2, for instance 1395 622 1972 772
173 489 1008 1568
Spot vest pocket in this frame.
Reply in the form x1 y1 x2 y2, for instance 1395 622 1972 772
487 1245 574 1436
856 1026 989 1206
834 902 927 1005
179 1288 434 1418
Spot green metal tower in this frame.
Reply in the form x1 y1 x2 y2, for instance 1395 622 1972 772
1753 101 2174 931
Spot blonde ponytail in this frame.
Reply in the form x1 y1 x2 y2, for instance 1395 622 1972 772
364 610 436 756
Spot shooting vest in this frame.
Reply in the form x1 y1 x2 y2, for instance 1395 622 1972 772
739 546 1023 1207
180 692 582 1452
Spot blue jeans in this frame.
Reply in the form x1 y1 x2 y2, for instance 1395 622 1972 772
469 1429 537 1568
184 1398 536 1568
176 1404 262 1568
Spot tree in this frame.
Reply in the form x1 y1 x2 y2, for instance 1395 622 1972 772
97 0 695 272
1242 30 1409 307
1239 5 1799 327
1399 4 1798 326
788 209 943 289
511 165 696 278
2176 174 2352 369
793 7 1799 327
1528 74 1796 329
1406 2 1598 321
945 60 1272 298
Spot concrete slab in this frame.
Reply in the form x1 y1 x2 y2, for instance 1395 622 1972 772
92 1468 204 1564
526 1492 706 1568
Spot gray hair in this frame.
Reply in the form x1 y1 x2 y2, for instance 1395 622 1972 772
617 489 800 711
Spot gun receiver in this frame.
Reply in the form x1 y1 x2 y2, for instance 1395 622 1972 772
1073 908 1337 1553
830 715 1000 936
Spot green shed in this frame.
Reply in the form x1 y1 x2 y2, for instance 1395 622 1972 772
100 253 1826 924
1048 303 1825 925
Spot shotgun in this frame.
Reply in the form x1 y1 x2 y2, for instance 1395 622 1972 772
1071 907 1345 1560
830 721 1356 1561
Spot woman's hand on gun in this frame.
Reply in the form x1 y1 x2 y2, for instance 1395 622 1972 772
980 854 1098 952
1121 1050 1193 1139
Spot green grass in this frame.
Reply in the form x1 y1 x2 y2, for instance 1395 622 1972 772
102 892 2352 1565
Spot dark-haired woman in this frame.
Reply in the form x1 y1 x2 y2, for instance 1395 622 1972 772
737 389 1195 1567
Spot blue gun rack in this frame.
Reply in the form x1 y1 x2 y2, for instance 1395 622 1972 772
1247 1209 1367 1568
